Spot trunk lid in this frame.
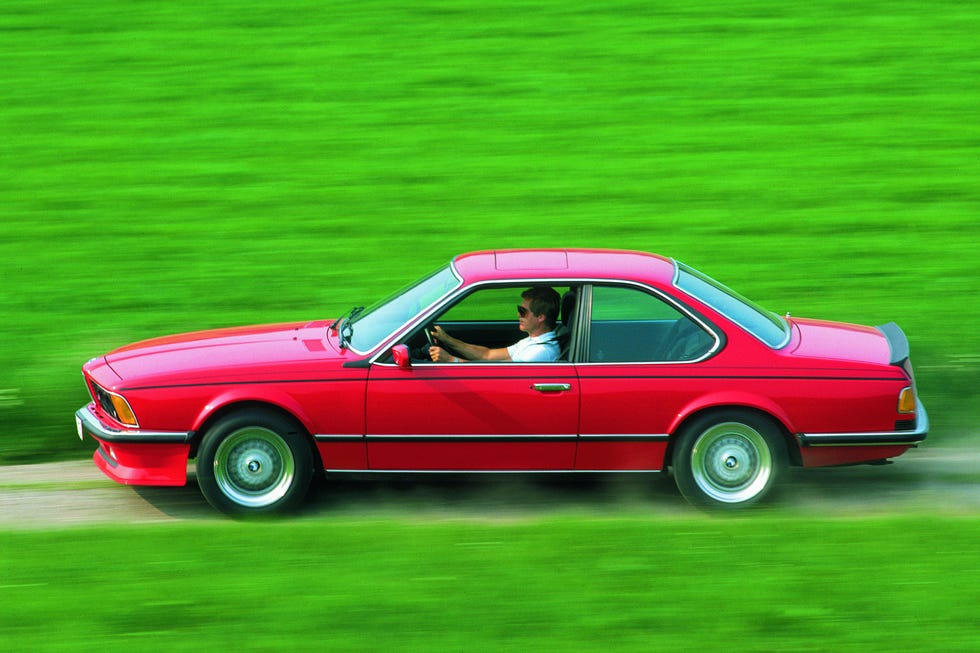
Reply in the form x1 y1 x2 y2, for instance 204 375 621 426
787 318 892 366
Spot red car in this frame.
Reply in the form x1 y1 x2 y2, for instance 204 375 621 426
76 249 928 514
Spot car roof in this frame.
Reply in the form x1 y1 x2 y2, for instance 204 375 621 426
452 249 676 285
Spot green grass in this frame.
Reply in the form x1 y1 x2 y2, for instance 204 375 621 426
1 0 978 464
1 516 978 652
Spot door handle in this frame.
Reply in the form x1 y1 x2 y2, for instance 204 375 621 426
532 383 572 393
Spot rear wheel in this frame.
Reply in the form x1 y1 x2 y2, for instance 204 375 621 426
673 411 787 508
197 409 314 515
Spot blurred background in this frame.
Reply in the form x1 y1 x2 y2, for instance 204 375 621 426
2 4 979 652
1 0 977 463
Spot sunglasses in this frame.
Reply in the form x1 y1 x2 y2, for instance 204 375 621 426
517 305 534 317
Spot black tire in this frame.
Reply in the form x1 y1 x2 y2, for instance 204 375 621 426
196 409 314 515
673 410 787 509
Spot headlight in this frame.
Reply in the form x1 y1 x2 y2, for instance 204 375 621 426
89 381 140 427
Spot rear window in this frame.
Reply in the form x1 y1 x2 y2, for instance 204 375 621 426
674 262 789 349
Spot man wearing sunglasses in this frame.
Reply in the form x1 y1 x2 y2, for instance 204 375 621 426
429 286 561 363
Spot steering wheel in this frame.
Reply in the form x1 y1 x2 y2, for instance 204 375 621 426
425 323 459 358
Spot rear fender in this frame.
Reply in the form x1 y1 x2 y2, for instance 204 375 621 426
664 394 802 469
667 392 796 436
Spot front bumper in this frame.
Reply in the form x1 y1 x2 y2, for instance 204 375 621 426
76 404 192 486
76 403 194 443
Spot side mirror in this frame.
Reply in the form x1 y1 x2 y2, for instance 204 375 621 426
391 344 412 368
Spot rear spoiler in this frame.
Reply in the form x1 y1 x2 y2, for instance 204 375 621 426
877 322 910 366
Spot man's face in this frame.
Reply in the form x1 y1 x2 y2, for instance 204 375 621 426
517 299 543 333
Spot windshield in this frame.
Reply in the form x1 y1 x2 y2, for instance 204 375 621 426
674 262 790 349
347 264 461 352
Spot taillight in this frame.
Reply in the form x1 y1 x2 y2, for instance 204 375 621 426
897 386 916 414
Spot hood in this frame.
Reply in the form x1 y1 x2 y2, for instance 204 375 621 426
105 321 345 386
787 318 891 366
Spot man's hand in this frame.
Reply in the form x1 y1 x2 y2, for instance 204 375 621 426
430 325 450 344
429 346 456 363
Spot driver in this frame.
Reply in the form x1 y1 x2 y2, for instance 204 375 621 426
429 286 561 363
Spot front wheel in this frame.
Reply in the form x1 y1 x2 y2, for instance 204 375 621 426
197 409 314 515
673 411 787 508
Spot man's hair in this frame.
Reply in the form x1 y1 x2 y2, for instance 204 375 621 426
522 286 560 329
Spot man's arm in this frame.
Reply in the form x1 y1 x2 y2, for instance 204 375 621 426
430 326 512 362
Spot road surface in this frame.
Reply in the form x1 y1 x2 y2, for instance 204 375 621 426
0 448 977 528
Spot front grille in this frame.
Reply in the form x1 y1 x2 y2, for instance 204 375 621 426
895 419 917 432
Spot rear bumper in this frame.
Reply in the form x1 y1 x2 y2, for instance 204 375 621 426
76 404 191 486
797 399 929 447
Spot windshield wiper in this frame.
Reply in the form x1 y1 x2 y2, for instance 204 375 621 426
333 306 365 349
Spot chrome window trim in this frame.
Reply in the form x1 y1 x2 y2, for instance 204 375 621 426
367 277 724 367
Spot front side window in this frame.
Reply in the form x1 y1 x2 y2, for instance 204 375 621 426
434 284 570 353
588 285 716 363
390 283 571 363
438 287 528 324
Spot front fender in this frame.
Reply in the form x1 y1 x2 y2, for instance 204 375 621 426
190 385 318 435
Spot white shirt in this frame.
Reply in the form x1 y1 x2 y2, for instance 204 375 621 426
507 331 560 363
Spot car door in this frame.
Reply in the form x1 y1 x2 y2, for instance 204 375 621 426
574 283 721 471
364 284 579 471
365 361 579 470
